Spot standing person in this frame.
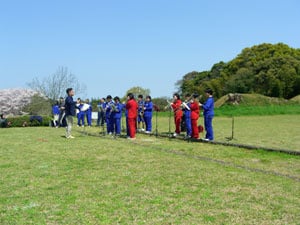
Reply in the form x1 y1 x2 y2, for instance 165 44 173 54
171 93 183 137
190 94 200 139
58 97 66 127
76 98 84 127
113 96 123 136
143 95 153 134
199 89 214 141
182 94 192 138
97 98 106 127
85 99 92 127
52 101 60 128
105 95 113 134
126 93 138 139
137 95 145 132
64 88 76 139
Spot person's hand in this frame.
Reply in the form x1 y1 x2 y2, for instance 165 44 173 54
199 103 202 106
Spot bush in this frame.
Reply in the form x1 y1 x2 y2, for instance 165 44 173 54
8 115 52 128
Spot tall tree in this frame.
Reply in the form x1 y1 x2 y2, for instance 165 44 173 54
27 66 87 100
124 86 151 100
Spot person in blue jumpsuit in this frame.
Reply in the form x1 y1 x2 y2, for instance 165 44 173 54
199 88 214 141
85 99 92 127
182 94 192 138
143 96 153 134
112 96 124 136
105 95 113 134
137 94 145 132
76 98 84 127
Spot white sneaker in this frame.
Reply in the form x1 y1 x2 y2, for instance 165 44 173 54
66 135 75 139
145 131 151 134
173 133 178 137
141 128 145 132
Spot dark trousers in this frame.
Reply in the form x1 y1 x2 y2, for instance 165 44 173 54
204 115 214 140
144 116 152 132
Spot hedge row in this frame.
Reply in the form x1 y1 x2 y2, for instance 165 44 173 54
8 115 52 128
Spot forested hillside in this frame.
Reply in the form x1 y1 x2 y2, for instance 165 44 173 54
176 43 300 99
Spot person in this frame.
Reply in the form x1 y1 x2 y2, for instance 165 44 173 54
76 98 84 127
85 99 92 127
105 95 113 134
199 88 214 141
137 95 145 132
0 114 10 128
52 101 60 128
171 93 183 137
97 98 106 127
57 97 66 127
182 94 192 138
190 94 200 139
64 88 77 139
143 95 153 134
126 93 138 139
112 96 123 136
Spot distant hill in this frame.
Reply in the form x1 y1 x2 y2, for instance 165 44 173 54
215 93 292 108
177 43 300 100
0 88 38 116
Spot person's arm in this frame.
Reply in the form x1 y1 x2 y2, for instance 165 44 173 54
201 98 213 111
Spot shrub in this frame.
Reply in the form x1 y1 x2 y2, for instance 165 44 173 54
8 115 52 128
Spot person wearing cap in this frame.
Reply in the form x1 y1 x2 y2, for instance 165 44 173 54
190 94 200 139
199 89 214 141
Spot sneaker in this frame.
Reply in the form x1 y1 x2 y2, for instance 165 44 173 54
145 131 151 134
66 135 75 139
127 137 136 140
173 133 178 137
141 128 145 132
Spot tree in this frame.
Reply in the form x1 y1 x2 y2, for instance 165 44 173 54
123 86 151 100
22 94 52 116
27 66 87 100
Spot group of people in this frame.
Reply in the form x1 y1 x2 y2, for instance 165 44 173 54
61 87 214 141
168 88 214 141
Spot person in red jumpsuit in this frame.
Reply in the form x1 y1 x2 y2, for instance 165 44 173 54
190 94 200 139
126 93 138 139
171 93 182 137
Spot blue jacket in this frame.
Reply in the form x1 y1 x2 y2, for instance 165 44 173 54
202 97 214 117
144 101 153 117
52 105 60 115
113 103 124 119
105 101 113 117
65 96 76 116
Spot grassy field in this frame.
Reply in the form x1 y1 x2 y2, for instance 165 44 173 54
149 113 300 152
0 119 299 224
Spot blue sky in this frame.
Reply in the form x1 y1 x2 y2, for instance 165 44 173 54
1 0 299 98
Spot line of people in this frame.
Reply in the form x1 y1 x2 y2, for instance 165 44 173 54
59 87 213 140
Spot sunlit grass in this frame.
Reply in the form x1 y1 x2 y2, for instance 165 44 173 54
0 126 299 224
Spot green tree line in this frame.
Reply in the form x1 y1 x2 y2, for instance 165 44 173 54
176 43 300 99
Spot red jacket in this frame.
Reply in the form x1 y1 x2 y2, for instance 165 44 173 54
190 101 200 120
126 99 138 119
171 100 183 117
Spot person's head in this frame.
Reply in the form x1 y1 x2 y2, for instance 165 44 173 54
66 88 75 96
173 93 180 101
205 88 213 97
127 93 134 100
59 97 64 103
192 94 199 101
138 95 143 101
0 114 4 119
77 98 81 103
106 95 112 101
185 93 191 100
114 96 120 103
85 99 90 104
100 98 105 103
146 95 152 102
55 101 59 105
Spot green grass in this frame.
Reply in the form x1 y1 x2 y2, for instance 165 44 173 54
150 114 300 151
0 125 299 224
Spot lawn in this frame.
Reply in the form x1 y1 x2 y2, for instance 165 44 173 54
0 122 299 224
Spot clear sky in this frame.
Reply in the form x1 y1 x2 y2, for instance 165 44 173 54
1 0 299 98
